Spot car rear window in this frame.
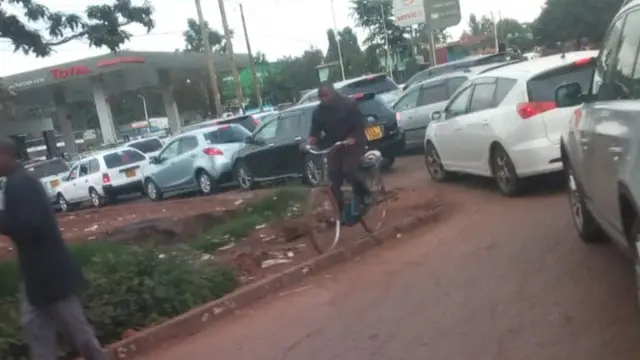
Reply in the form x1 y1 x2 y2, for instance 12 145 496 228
341 75 398 96
218 116 260 132
527 64 595 102
127 138 163 154
203 125 251 144
26 159 69 179
103 149 146 169
356 96 395 118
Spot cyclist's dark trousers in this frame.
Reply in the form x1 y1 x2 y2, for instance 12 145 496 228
328 146 368 210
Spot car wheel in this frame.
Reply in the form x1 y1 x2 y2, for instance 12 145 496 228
424 142 449 182
57 193 72 213
490 145 522 196
197 170 216 195
235 161 256 190
566 165 606 243
381 155 396 171
146 179 164 201
304 154 323 187
89 188 105 208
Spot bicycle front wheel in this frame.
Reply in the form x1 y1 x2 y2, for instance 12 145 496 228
359 174 388 234
306 187 341 254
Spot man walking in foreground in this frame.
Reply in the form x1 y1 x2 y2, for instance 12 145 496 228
0 138 106 360
306 82 371 220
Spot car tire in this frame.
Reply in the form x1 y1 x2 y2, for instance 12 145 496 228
57 193 72 213
235 161 256 190
89 188 105 208
304 154 323 187
145 179 164 201
381 155 396 171
490 145 522 196
566 165 606 243
424 142 449 182
197 170 217 195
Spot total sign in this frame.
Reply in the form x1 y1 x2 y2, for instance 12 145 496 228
393 0 426 27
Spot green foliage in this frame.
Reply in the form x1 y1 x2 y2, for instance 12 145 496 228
325 27 366 81
1 0 155 57
532 0 624 46
0 242 238 360
192 187 306 253
183 18 231 54
262 48 325 103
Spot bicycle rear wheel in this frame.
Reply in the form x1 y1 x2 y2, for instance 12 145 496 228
359 172 388 234
306 187 341 254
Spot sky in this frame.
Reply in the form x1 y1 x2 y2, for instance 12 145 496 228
0 0 546 76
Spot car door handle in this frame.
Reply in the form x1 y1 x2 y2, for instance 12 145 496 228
608 146 623 154
293 137 302 141
267 143 275 147
189 154 196 158
453 127 462 131
579 138 589 144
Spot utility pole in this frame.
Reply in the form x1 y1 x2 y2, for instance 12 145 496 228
329 0 346 81
379 1 392 77
217 0 245 112
239 3 263 112
194 0 223 116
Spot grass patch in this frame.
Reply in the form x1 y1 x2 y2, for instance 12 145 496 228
191 187 307 253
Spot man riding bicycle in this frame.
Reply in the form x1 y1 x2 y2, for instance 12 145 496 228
306 82 371 221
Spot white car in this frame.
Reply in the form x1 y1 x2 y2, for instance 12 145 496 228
424 50 598 196
56 147 149 212
125 136 165 159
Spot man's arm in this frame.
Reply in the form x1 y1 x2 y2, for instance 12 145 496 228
1 176 47 240
308 110 322 146
345 101 365 144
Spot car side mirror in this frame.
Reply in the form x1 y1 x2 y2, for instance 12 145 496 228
244 136 254 144
555 82 583 108
150 156 160 164
430 111 443 121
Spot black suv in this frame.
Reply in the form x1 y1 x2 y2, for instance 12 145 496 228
233 93 403 189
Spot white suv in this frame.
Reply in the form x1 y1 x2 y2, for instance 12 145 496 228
56 147 148 212
424 50 598 196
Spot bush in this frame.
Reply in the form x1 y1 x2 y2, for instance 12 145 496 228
0 244 238 360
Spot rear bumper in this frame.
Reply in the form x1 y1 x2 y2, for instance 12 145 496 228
367 129 405 157
510 138 563 177
102 181 144 198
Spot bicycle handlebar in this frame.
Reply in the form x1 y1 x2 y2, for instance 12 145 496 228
303 141 348 155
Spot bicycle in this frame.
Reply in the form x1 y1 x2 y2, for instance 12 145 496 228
303 141 388 254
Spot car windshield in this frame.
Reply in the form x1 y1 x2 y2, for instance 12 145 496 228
127 138 164 154
528 64 595 102
341 76 398 96
25 159 69 179
203 125 251 144
103 149 147 169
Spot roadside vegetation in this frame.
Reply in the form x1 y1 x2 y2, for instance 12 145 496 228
0 187 307 360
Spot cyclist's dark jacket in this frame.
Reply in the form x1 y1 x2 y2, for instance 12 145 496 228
309 96 366 149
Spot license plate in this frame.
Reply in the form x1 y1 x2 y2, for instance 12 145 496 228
365 126 383 141
49 179 60 188
125 169 136 178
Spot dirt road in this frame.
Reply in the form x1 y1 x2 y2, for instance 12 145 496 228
134 155 640 360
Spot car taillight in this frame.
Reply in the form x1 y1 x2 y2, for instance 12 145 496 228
395 112 400 122
251 115 259 125
516 101 557 119
102 173 111 184
203 147 223 156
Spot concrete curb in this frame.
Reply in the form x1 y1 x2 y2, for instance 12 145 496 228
106 204 444 360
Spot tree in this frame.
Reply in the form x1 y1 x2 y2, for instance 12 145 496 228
532 0 623 46
350 0 409 54
325 27 365 81
1 0 154 57
262 48 324 104
468 14 482 36
183 18 232 53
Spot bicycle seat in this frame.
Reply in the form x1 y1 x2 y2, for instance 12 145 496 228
360 150 382 169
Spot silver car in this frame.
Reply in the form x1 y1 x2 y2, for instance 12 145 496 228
558 0 640 312
143 124 250 201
